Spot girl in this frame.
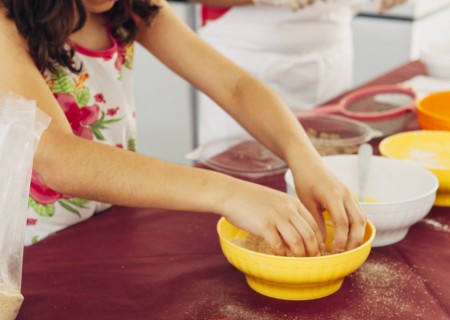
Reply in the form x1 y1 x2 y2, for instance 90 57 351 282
0 0 366 255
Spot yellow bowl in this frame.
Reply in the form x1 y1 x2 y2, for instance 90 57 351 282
379 130 450 206
417 91 450 131
217 217 375 300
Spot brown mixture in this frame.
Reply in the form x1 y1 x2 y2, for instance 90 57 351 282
231 233 332 256
306 128 359 156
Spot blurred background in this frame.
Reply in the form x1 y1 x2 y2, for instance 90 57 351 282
132 0 450 165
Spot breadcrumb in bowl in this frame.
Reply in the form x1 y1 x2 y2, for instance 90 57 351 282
216 217 375 301
297 114 381 156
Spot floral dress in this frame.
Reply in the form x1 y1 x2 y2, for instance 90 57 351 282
25 33 136 245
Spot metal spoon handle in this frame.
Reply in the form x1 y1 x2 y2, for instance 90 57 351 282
358 143 373 202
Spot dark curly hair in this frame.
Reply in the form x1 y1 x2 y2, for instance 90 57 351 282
0 0 159 74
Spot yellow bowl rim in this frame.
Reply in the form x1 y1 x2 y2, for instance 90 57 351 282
379 130 450 172
216 217 376 261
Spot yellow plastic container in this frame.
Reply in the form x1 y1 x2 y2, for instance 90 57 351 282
380 130 450 206
217 217 375 300
417 91 450 131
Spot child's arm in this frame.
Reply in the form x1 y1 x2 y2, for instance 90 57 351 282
0 8 323 257
136 0 367 252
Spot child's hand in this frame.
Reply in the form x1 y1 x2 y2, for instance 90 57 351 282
376 0 407 12
220 181 325 257
291 161 367 253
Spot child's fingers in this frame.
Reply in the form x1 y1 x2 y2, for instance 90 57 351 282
263 228 287 256
287 214 320 256
345 198 367 250
294 205 325 253
327 202 349 253
276 222 307 256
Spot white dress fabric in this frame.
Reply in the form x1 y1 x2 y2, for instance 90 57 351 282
198 0 365 144
25 36 136 245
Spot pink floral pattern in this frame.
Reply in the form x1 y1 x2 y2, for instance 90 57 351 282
95 93 106 103
26 218 37 226
107 107 119 116
28 37 135 230
55 93 100 140
30 171 69 205
115 44 127 71
99 41 132 76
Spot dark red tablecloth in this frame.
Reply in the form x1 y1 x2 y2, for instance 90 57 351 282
19 61 450 320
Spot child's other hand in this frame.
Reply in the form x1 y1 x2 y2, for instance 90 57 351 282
291 162 367 254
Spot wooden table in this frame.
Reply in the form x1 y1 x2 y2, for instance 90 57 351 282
19 61 450 320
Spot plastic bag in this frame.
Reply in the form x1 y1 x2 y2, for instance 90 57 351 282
0 93 50 320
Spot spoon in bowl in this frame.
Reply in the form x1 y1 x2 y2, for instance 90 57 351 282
358 143 373 202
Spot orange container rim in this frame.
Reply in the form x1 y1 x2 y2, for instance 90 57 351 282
417 111 450 127
417 91 450 121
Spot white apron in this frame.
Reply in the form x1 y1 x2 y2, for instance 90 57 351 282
198 0 364 144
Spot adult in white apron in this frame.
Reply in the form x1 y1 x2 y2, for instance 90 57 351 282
196 0 404 144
